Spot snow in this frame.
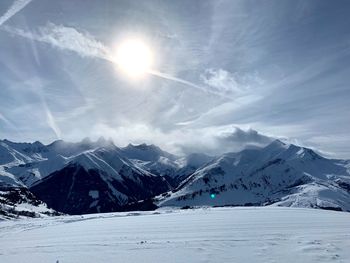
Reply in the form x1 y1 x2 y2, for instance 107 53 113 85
0 166 24 187
158 140 350 211
0 207 349 263
0 139 125 188
121 143 177 162
89 190 99 199
11 202 53 214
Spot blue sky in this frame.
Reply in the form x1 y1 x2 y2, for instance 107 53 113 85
0 0 350 158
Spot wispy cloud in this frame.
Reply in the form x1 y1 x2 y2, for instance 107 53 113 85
1 1 349 158
0 112 13 127
148 69 232 98
200 68 241 94
0 0 32 26
200 68 264 96
3 22 111 60
44 106 61 139
175 93 263 128
3 23 232 98
0 112 24 138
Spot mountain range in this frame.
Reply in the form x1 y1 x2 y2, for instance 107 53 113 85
1 137 349 218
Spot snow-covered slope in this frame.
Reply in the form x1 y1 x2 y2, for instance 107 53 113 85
0 187 59 219
29 146 170 214
0 207 349 263
0 137 120 187
175 153 214 181
121 144 214 186
0 139 171 215
158 140 350 211
0 166 24 188
2 138 118 187
121 143 177 162
0 139 47 166
121 143 180 180
1 138 350 215
0 140 62 217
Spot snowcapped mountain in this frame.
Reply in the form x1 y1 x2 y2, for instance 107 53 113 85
0 139 47 167
0 138 173 215
0 140 59 218
121 143 179 183
175 153 214 182
30 146 170 214
121 144 214 187
1 137 118 187
121 143 177 162
157 140 350 212
1 138 350 216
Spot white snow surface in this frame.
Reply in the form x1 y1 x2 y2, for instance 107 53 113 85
0 207 349 263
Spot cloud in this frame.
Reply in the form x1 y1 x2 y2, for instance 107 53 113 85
200 68 241 94
3 22 111 60
3 23 232 99
148 69 232 98
75 122 273 156
0 0 32 26
217 127 273 148
175 126 274 155
0 112 13 127
175 93 263 127
42 101 61 139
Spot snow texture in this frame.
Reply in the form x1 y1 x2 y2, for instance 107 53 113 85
0 207 349 263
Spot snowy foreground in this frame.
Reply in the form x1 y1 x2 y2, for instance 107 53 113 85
0 207 350 263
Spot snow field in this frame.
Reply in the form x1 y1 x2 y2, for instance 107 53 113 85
0 207 349 263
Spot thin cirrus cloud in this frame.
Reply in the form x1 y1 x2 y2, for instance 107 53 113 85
3 21 229 98
200 68 242 94
0 112 13 127
3 23 111 60
0 0 32 26
0 0 349 158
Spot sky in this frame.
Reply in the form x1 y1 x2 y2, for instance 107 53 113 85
0 0 350 158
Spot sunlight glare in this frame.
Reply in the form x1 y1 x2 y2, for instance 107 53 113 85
113 39 153 78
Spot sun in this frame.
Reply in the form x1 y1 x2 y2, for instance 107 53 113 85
113 39 153 78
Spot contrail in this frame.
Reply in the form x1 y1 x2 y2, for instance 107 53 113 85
45 106 61 139
148 69 231 98
38 92 62 139
0 0 33 26
0 112 14 127
3 22 230 98
148 70 208 93
0 112 25 138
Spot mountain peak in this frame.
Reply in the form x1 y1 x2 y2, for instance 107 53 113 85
97 136 107 144
95 137 115 148
264 139 288 150
47 139 65 147
125 143 161 152
81 137 92 144
122 143 177 162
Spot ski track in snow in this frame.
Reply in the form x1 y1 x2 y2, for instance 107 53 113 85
0 207 349 263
